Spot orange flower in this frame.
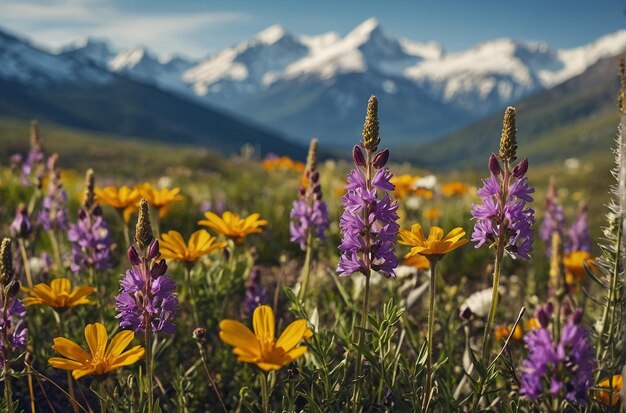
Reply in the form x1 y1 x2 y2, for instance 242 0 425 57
198 211 267 242
402 254 430 270
95 186 141 222
423 207 441 221
262 157 305 173
524 317 541 331
597 375 622 405
564 250 594 284
137 183 184 219
159 230 227 263
391 174 418 198
219 305 312 372
398 224 468 258
441 181 469 197
494 324 523 341
22 278 94 309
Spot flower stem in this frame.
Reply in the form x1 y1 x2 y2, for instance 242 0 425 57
2 293 12 413
195 341 228 413
481 239 504 361
423 258 438 411
184 266 199 327
352 272 371 413
99 380 106 413
260 372 269 413
18 239 33 289
48 230 63 273
145 322 154 413
297 230 314 302
55 311 78 413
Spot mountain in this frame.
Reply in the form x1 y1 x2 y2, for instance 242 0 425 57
57 18 626 148
395 55 622 169
0 29 305 158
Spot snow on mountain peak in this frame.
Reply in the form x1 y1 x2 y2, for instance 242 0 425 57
346 17 381 40
253 24 289 45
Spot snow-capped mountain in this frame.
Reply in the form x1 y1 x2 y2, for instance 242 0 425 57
60 37 116 66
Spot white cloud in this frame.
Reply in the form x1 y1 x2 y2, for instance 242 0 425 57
0 0 251 58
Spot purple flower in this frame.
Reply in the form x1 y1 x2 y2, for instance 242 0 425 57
115 241 178 334
10 204 32 239
244 267 267 315
539 180 566 254
471 154 535 260
520 310 595 405
37 155 68 232
337 145 399 278
68 206 114 273
568 204 591 253
0 299 28 364
21 123 45 186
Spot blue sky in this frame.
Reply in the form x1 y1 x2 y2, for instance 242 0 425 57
0 0 624 58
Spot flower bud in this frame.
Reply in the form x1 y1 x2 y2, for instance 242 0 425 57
488 154 501 176
146 238 160 261
299 186 306 196
310 171 319 183
128 246 141 266
151 259 168 278
6 280 20 298
512 158 528 178
536 306 550 328
572 308 583 324
373 148 390 169
192 327 207 341
352 145 365 167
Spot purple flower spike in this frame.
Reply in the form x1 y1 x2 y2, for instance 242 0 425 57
539 179 565 254
68 206 114 273
568 203 591 253
471 154 535 260
10 204 32 239
244 267 267 315
37 154 68 232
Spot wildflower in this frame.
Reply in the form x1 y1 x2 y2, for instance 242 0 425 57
413 188 434 199
568 203 591 252
115 200 178 334
539 179 565 254
398 224 468 258
219 305 312 372
524 317 541 331
49 322 144 379
159 229 227 263
37 154 68 231
423 207 441 221
441 181 469 197
95 185 141 223
460 288 499 319
290 139 329 251
21 121 46 186
563 250 594 285
21 278 94 309
494 324 523 341
520 309 595 405
137 183 184 219
391 174 417 198
337 98 399 278
402 254 430 270
597 375 622 406
68 170 115 273
10 203 32 239
262 155 305 172
244 267 267 315
198 211 267 242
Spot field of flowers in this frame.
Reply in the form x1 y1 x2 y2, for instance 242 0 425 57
0 82 624 413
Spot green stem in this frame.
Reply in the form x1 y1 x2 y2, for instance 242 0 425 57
423 258 439 411
122 221 131 251
481 224 505 361
48 230 63 273
352 272 371 413
18 239 33 289
185 266 199 327
89 266 105 324
297 230 314 302
55 311 78 413
145 321 154 413
99 380 106 413
195 341 228 413
260 372 269 413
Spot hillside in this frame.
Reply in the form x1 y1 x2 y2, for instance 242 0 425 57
395 55 622 169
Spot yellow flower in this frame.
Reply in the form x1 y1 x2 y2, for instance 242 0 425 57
494 324 523 341
441 181 469 197
262 156 305 173
413 188 434 199
564 250 594 284
524 317 541 331
391 174 417 198
21 278 95 309
198 211 268 242
219 305 312 372
95 186 141 222
137 183 184 219
597 375 622 405
402 254 430 270
423 207 441 221
398 223 468 258
159 230 227 263
49 323 144 379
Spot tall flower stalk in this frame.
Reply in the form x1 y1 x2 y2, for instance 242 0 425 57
115 199 178 413
38 154 69 270
291 138 329 301
0 238 28 413
336 96 399 411
471 107 535 360
10 203 33 288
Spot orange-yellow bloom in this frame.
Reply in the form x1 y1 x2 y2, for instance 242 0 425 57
159 230 227 263
564 250 595 285
49 323 144 379
402 254 430 270
597 375 622 405
137 183 184 219
398 224 468 257
524 317 541 331
22 278 94 309
219 305 312 372
95 186 141 222
423 207 441 221
262 156 305 173
441 181 469 197
391 174 418 198
198 211 267 242
494 324 523 341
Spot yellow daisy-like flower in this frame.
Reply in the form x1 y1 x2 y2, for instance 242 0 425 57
402 254 430 270
597 375 622 405
49 323 144 379
95 186 141 223
21 278 95 309
423 207 441 221
564 250 594 284
441 181 469 197
494 324 523 341
219 305 312 372
137 183 184 219
159 230 227 263
524 317 541 331
262 156 305 173
398 223 468 258
198 211 268 242
391 174 418 198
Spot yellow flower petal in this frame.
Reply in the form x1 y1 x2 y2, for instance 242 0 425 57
253 305 275 342
276 320 309 352
108 345 145 369
84 323 107 358
219 320 260 358
52 337 91 362
105 331 135 359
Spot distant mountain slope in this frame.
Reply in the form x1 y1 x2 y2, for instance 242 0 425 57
0 29 305 158
395 55 622 169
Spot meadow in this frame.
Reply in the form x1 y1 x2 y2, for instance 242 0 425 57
0 86 622 413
